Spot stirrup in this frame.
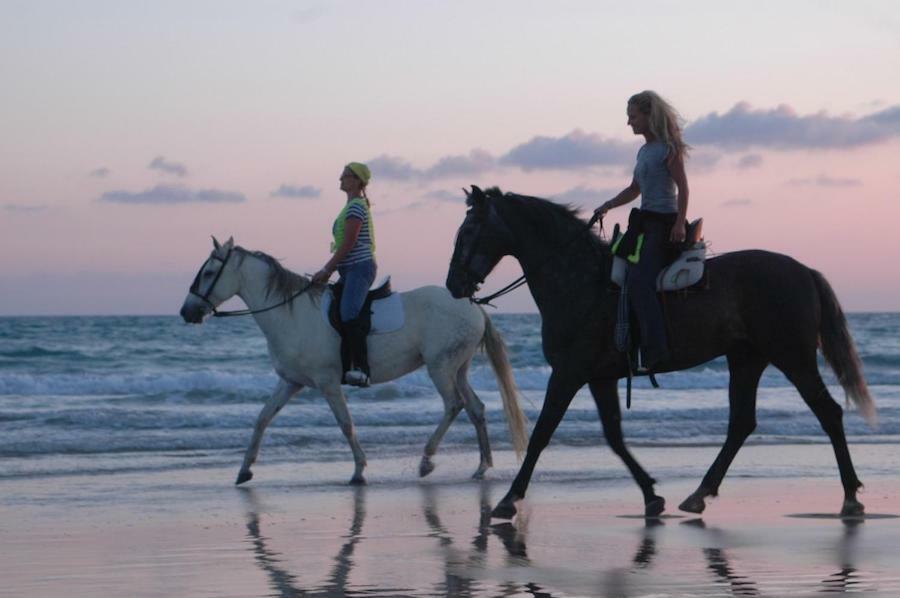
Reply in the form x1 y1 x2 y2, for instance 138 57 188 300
343 369 370 387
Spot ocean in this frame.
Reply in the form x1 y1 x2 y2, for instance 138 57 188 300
1 313 898 484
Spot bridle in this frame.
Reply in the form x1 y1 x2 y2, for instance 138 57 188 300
188 248 313 318
451 202 602 306
449 209 491 294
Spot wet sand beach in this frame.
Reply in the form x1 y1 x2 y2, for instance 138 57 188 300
3 444 900 597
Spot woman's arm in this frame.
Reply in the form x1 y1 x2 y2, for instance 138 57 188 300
594 178 640 217
312 218 362 283
668 153 689 242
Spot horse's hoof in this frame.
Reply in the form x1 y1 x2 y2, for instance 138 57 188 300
419 457 435 478
645 495 666 517
678 492 706 514
235 470 253 485
471 470 486 481
491 498 518 519
841 499 865 517
349 475 367 486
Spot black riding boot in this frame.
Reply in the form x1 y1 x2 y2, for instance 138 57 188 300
341 317 370 387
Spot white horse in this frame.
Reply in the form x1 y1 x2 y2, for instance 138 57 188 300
179 237 529 485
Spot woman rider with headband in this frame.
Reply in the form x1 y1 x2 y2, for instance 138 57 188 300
313 162 377 386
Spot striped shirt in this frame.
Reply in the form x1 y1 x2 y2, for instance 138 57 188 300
336 200 375 267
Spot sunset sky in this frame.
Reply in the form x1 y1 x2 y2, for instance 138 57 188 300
2 0 898 314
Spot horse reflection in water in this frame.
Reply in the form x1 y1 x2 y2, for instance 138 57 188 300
241 487 365 597
420 484 545 596
820 518 874 594
239 486 880 597
240 484 556 598
680 519 761 597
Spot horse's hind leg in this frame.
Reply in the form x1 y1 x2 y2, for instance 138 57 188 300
784 366 864 516
589 379 664 516
321 384 368 484
457 362 493 479
237 378 302 485
419 363 466 478
680 350 766 513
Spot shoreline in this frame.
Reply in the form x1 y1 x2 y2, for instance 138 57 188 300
4 444 900 596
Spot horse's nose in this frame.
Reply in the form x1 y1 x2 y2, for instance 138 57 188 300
180 304 199 323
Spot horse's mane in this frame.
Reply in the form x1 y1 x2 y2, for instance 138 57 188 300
481 186 610 253
234 247 324 305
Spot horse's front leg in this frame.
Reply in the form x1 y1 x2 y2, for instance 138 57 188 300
680 352 766 514
589 379 664 516
322 384 368 484
237 378 302 485
492 370 580 519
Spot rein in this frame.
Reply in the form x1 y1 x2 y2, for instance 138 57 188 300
212 283 313 318
188 248 315 318
473 212 604 306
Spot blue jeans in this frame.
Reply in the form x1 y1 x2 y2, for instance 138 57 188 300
337 260 377 322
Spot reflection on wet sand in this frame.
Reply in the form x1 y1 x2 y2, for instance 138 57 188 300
240 483 556 597
820 518 875 594
632 518 662 569
421 483 558 597
240 486 366 597
680 518 761 596
238 484 889 597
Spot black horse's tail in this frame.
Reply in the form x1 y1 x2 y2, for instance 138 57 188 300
812 269 877 426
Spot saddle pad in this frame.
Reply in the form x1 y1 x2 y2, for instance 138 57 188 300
321 290 405 334
610 241 707 291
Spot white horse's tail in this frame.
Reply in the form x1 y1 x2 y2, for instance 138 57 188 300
480 308 529 461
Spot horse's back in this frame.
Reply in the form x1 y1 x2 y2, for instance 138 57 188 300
399 285 484 327
400 285 484 353
675 249 823 361
706 249 819 309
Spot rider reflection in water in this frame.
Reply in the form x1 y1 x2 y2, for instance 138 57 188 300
594 91 690 372
312 162 377 387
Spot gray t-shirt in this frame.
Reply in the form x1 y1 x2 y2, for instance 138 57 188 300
635 141 677 214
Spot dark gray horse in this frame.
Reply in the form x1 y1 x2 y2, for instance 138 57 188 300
446 186 875 519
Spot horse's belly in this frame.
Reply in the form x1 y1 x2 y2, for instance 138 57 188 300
367 334 424 383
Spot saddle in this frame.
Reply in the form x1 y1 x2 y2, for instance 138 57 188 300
323 277 404 335
610 216 706 405
610 217 707 291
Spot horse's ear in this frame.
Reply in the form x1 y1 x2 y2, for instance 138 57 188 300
224 236 234 250
469 185 486 206
212 236 221 251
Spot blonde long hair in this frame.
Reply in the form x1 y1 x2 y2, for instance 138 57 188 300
628 90 690 162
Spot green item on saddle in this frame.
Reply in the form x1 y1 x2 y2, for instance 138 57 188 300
612 231 644 264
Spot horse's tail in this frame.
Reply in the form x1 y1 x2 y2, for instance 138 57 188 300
812 269 877 426
480 308 529 460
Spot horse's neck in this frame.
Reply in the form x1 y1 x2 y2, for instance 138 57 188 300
235 256 314 334
515 230 608 318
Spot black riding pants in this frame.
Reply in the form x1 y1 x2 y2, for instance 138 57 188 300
626 217 673 365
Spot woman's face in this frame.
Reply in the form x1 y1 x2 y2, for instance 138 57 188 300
339 168 363 194
627 104 650 136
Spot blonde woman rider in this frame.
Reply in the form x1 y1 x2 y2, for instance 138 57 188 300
313 162 377 386
594 91 690 372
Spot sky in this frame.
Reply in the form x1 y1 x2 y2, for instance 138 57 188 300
2 0 899 315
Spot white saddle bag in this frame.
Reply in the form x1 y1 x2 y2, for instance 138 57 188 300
611 241 707 291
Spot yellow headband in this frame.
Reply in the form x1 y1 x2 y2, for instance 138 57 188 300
345 162 371 185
